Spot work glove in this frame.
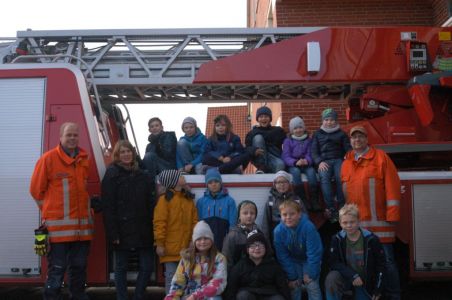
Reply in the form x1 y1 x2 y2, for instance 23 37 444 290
34 225 48 256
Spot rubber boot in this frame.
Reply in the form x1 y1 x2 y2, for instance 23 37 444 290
294 184 312 211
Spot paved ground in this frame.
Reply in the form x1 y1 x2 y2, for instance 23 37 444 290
1 282 451 299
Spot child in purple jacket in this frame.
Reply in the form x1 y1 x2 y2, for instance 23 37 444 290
282 116 321 212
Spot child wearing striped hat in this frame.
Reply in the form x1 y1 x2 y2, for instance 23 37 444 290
153 169 199 294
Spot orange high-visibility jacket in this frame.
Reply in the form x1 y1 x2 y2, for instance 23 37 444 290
341 146 401 243
30 145 94 243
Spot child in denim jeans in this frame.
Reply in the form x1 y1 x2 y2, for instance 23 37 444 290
176 117 207 174
273 200 323 300
282 116 321 212
311 108 351 222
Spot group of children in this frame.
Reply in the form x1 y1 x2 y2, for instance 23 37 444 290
142 106 351 223
153 168 385 300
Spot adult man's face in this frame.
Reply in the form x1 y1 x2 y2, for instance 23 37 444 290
350 132 368 152
60 124 79 151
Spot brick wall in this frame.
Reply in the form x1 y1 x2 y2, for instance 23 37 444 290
248 0 274 27
281 100 349 134
275 0 434 26
432 0 451 25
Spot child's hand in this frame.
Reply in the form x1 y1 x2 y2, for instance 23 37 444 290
303 274 312 284
222 156 231 163
255 148 265 156
352 276 363 286
288 280 299 289
186 295 195 300
318 161 329 172
156 246 165 257
296 159 308 166
184 164 193 173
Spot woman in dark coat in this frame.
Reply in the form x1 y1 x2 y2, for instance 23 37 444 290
102 140 155 300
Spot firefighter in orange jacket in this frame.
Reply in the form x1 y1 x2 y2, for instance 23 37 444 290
341 125 401 300
30 122 93 300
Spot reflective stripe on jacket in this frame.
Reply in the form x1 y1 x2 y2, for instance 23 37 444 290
341 146 401 243
30 145 93 243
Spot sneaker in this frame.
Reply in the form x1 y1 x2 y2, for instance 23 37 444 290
255 170 265 174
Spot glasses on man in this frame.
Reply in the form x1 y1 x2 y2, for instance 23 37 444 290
249 242 265 250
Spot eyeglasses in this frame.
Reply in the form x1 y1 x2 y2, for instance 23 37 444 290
275 181 289 185
249 242 265 250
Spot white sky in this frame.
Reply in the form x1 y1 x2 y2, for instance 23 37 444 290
1 0 247 155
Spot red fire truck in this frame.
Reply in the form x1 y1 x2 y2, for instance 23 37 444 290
0 26 451 285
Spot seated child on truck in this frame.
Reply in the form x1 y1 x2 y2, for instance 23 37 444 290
202 114 250 174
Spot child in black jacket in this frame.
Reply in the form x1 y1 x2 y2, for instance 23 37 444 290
225 231 290 300
325 204 386 300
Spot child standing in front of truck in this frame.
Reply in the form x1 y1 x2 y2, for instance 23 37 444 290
153 169 198 294
196 168 237 250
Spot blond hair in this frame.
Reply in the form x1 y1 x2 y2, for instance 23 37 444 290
112 140 138 169
278 200 302 213
339 204 360 221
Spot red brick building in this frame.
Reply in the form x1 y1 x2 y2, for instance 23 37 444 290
245 0 452 132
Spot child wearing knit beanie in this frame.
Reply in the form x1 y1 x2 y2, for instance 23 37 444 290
222 200 265 273
153 169 198 294
196 168 237 250
224 229 291 300
165 221 227 300
176 116 207 174
261 170 306 240
282 116 321 212
311 108 351 222
245 106 286 173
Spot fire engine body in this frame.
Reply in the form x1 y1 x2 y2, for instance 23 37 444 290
0 26 451 285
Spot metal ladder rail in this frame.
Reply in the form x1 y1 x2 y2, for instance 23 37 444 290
2 28 324 86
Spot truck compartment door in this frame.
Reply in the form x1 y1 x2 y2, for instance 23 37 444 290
0 78 45 276
413 183 452 271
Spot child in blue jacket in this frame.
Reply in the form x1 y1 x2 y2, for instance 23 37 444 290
176 117 207 174
274 200 323 300
196 168 237 250
202 114 250 174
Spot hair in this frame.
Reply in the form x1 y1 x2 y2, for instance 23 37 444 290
278 200 302 213
339 203 360 221
148 117 162 128
238 202 257 223
112 140 137 166
211 114 233 142
59 122 79 136
184 241 218 277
